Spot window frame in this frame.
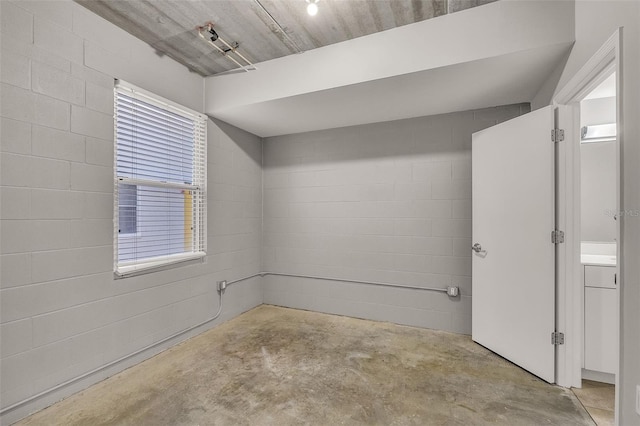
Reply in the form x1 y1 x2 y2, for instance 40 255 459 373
113 80 207 277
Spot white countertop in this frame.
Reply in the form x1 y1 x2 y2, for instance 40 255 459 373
581 254 617 266
581 242 617 266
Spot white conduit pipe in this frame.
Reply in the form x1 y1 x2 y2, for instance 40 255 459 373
0 272 448 416
262 272 449 294
0 283 227 415
252 0 303 54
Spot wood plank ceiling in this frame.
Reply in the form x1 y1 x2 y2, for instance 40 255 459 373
75 0 497 76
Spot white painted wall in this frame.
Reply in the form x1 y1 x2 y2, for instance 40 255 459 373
580 96 617 243
581 96 616 126
581 141 616 242
555 1 640 423
262 104 530 334
0 2 262 423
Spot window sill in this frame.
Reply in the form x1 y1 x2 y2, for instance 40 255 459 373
115 252 206 278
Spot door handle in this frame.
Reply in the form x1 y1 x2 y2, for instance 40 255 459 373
472 243 485 253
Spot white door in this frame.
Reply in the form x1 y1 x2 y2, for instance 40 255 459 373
472 105 556 383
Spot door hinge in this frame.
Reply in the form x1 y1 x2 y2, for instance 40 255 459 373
551 230 565 244
552 128 565 142
552 332 565 345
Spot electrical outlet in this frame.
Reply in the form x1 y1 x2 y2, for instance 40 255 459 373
217 280 227 292
636 385 640 416
447 286 459 297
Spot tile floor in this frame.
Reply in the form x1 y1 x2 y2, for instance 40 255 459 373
572 380 615 426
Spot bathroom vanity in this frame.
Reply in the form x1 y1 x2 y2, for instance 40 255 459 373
581 248 617 382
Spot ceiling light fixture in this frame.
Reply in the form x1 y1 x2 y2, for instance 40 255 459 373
196 22 256 72
306 0 319 16
581 123 616 143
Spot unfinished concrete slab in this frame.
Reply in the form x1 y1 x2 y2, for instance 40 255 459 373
74 0 497 76
17 305 594 425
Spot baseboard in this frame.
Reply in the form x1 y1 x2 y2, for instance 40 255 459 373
582 368 616 385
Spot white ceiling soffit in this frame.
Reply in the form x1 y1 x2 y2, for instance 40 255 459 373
214 43 573 137
205 1 575 137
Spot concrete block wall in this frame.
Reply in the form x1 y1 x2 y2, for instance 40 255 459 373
0 1 262 423
262 104 530 333
0 1 535 423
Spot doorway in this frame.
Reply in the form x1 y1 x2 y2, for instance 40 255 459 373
554 30 621 425
575 71 618 425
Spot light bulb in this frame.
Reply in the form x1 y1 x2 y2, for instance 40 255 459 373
307 2 318 16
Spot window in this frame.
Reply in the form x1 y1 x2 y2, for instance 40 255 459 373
114 81 206 276
118 184 137 235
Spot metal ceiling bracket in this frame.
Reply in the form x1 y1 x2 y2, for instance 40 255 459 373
197 23 257 72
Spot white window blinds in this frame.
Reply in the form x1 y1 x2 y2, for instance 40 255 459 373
114 81 206 276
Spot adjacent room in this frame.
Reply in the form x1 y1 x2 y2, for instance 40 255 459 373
1 1 639 425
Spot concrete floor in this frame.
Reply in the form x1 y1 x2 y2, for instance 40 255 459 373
18 305 594 425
